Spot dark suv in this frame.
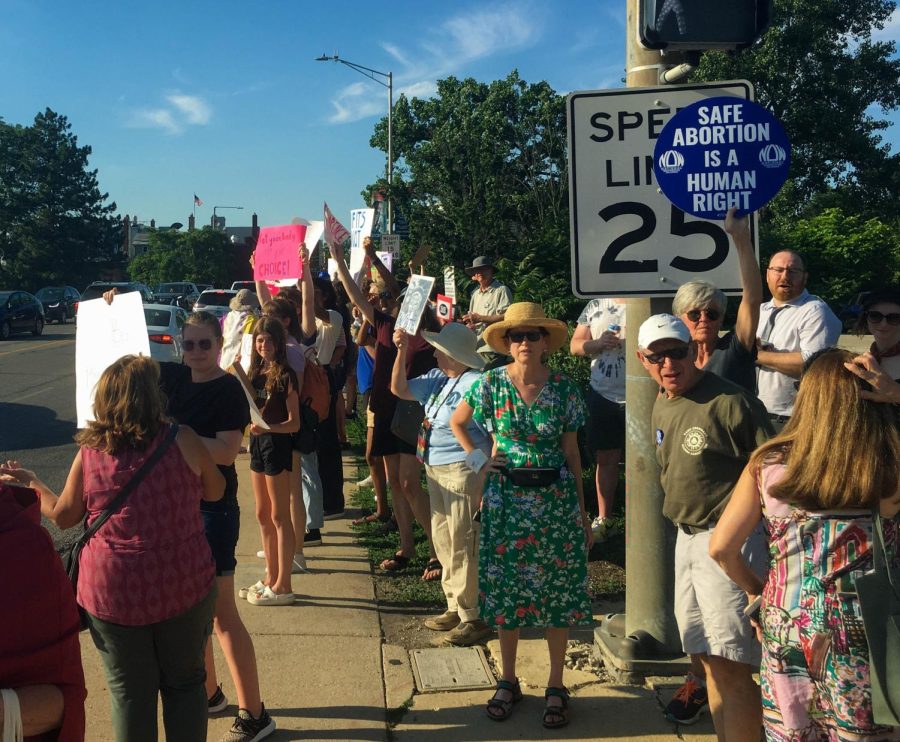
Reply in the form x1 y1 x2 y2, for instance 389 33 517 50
35 286 80 323
154 282 200 309
81 282 155 304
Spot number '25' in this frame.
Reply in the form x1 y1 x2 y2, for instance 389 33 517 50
598 203 729 274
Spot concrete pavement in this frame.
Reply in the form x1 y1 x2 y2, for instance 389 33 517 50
77 453 718 741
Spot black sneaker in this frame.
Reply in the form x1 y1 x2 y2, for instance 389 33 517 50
304 528 322 546
208 685 228 714
664 675 708 724
221 705 275 742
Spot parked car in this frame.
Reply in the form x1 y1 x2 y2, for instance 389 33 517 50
144 304 187 362
193 289 237 320
230 281 257 293
196 283 213 293
35 286 80 324
153 282 200 310
0 290 45 339
80 281 155 305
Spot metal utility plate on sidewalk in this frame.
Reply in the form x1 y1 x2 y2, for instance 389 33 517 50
409 647 495 692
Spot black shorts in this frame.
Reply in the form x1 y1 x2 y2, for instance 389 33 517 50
370 408 416 457
587 388 626 452
249 432 293 475
201 507 240 576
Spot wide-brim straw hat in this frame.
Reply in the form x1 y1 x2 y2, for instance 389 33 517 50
422 323 485 370
482 302 568 355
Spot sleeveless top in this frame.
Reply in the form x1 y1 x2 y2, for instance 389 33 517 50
78 426 215 625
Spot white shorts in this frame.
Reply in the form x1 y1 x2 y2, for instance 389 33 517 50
673 523 766 665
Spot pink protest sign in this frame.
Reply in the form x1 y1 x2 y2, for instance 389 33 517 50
324 202 351 247
254 224 307 282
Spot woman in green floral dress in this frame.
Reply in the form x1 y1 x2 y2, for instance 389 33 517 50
450 302 593 730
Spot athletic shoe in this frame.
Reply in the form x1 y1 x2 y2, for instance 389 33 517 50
238 581 265 600
304 528 322 546
208 685 228 714
247 586 295 606
664 674 708 724
221 705 276 742
423 610 460 631
355 474 373 488
443 619 493 646
323 510 345 520
591 516 615 543
291 554 308 574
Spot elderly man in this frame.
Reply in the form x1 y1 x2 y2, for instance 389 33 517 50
756 250 841 428
461 256 512 368
637 314 773 742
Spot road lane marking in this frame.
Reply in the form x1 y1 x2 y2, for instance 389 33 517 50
0 338 74 358
16 386 54 401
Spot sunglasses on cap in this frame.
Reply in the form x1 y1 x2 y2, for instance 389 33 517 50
183 339 214 351
685 308 720 322
506 330 547 343
642 346 690 364
865 310 900 326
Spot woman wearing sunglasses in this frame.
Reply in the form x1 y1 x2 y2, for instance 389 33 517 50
857 287 900 385
670 208 760 393
450 302 591 730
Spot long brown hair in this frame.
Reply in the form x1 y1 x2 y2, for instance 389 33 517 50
749 348 900 509
76 355 168 454
249 317 291 395
262 298 302 343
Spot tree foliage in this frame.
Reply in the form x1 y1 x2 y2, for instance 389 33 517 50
692 0 900 217
0 109 122 291
128 227 242 288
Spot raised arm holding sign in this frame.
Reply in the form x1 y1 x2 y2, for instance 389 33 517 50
254 224 308 283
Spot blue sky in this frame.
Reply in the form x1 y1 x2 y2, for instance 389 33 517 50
1 0 897 232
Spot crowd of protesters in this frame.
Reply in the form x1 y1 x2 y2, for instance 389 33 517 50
2 207 898 741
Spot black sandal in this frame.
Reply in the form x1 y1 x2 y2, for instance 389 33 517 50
486 679 523 721
421 558 443 581
543 686 570 729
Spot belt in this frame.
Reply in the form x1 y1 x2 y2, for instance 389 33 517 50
769 413 790 423
677 521 715 535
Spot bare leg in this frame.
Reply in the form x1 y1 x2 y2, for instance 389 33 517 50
700 654 761 742
595 448 621 519
545 627 569 688
251 471 273 588
366 426 389 518
266 470 294 594
384 454 415 558
1 686 64 736
485 627 521 719
398 453 436 559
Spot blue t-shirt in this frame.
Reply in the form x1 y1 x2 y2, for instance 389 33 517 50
407 368 491 466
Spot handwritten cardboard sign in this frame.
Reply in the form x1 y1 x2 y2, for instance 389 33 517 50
254 224 307 282
324 202 350 247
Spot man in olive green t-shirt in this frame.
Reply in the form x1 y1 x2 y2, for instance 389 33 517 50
637 314 773 742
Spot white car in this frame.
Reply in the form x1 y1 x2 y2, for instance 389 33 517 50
144 304 187 362
194 289 237 320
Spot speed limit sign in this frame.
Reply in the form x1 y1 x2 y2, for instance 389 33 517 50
567 81 758 297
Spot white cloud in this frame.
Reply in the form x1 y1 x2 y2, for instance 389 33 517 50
325 1 542 124
125 91 212 135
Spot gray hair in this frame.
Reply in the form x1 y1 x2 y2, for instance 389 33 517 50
672 281 727 318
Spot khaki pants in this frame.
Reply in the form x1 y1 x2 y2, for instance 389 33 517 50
424 461 485 623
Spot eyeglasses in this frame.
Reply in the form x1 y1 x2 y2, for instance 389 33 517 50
685 308 720 322
506 330 546 343
767 267 804 276
183 339 213 351
643 346 690 364
865 310 900 326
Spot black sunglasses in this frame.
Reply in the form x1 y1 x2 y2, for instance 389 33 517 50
643 346 690 364
686 308 720 322
506 330 547 343
865 310 900 326
183 338 214 351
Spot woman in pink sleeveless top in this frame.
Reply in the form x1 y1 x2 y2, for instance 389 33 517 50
1 355 224 742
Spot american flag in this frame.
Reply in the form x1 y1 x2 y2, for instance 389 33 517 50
194 194 203 207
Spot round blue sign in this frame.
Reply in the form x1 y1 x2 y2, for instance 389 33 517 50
653 96 790 220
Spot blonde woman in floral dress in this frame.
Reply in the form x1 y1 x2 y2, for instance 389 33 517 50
451 302 592 730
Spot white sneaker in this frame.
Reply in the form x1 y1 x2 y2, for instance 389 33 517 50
247 586 295 606
256 550 265 559
238 580 265 600
355 475 373 488
591 516 614 542
292 554 308 573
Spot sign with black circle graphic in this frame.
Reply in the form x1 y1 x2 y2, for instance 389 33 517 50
653 97 790 220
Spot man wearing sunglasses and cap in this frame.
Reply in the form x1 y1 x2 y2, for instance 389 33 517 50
637 314 772 741
462 256 513 369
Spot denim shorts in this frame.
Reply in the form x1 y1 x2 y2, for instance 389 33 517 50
201 508 240 576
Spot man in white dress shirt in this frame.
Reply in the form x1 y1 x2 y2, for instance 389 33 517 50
756 250 841 428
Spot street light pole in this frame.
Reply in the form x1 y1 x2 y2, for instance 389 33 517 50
211 205 244 230
316 53 393 234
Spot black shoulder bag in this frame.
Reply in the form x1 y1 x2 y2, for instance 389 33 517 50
62 423 179 629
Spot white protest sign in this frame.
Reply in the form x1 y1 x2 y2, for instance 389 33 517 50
443 267 456 301
75 293 152 428
230 362 270 430
349 247 368 285
395 275 435 335
567 81 757 297
239 333 254 373
327 258 339 281
350 208 374 250
436 294 454 321
278 219 325 286
324 202 350 247
376 251 393 273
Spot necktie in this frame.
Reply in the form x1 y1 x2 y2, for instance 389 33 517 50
761 305 786 343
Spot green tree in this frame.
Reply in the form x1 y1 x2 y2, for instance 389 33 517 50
128 227 239 288
693 0 900 216
0 109 122 291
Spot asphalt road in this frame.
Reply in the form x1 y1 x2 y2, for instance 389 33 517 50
0 321 80 547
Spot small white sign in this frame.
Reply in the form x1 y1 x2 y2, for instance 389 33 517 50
75 293 151 428
443 267 456 301
381 233 400 262
396 275 435 335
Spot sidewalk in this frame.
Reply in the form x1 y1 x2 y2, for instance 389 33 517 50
78 452 717 741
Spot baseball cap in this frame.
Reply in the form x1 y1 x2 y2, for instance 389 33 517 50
637 314 691 350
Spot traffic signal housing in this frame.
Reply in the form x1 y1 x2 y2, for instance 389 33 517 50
639 0 773 51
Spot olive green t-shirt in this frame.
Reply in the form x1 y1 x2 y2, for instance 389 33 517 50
652 372 773 528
